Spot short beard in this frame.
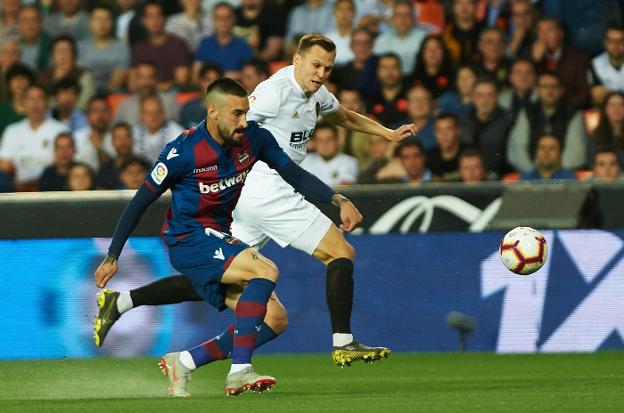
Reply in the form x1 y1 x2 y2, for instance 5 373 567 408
219 124 244 147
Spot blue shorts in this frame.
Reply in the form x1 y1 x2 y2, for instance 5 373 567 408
166 228 249 311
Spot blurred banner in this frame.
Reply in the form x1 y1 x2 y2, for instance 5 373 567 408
1 231 623 359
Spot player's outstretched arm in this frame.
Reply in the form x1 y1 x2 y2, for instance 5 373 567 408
324 105 418 142
95 185 160 288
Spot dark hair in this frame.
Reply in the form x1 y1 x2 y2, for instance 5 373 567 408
412 35 452 80
396 139 425 157
536 134 562 149
435 112 458 125
537 70 562 84
90 3 115 17
112 121 133 134
593 91 624 147
511 58 536 72
393 0 413 12
142 0 165 16
314 120 338 137
205 77 247 98
120 156 150 172
473 76 499 92
68 162 95 189
5 63 35 86
350 28 373 43
87 94 110 110
213 1 236 14
378 52 402 68
297 34 336 55
594 144 619 158
54 131 75 148
139 92 163 107
458 148 483 162
18 4 41 18
52 76 81 95
334 0 356 10
199 62 224 79
242 58 269 77
605 23 624 36
51 35 78 59
537 16 563 31
26 83 47 96
134 61 158 71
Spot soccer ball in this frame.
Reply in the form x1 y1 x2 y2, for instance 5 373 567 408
499 227 548 275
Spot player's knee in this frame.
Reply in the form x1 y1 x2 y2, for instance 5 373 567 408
253 260 279 282
334 240 355 261
266 307 288 334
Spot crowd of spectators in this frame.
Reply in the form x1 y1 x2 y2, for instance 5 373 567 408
1 0 624 193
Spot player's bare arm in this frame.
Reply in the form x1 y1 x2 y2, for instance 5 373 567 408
324 105 417 142
332 194 362 232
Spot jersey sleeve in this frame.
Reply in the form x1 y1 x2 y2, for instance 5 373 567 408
317 85 340 116
247 85 281 123
143 137 189 194
254 126 291 169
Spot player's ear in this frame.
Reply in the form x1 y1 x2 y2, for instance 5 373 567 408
207 104 218 120
293 52 301 66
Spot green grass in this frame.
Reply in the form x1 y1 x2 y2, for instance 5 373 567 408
1 352 623 412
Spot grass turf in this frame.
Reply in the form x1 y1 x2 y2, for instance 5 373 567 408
0 352 622 413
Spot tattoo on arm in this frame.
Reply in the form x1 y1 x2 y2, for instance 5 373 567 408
251 251 259 260
332 194 350 208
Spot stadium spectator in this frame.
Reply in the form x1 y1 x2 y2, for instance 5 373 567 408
324 0 356 66
458 148 487 183
330 28 379 98
165 0 213 51
38 131 76 191
286 0 334 43
73 96 114 171
38 35 95 111
366 53 408 127
179 63 223 129
504 0 536 59
474 27 512 85
119 156 150 189
17 5 51 71
590 25 624 107
520 134 576 181
78 5 129 93
235 0 287 62
194 2 253 79
95 122 134 189
591 145 623 182
133 93 183 162
394 139 432 184
411 35 454 99
132 1 192 90
589 91 624 166
0 38 21 100
480 0 509 28
497 58 537 120
373 1 427 75
427 112 467 181
336 87 370 165
66 162 95 191
0 0 20 40
357 134 395 184
115 0 138 44
113 62 179 125
0 63 34 136
49 77 87 132
400 86 436 151
528 17 590 108
300 122 359 185
442 0 484 65
507 71 587 173
0 84 68 188
437 64 476 115
459 78 513 177
239 58 268 93
44 0 90 41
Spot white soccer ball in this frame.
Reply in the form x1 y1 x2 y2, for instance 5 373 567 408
499 227 548 275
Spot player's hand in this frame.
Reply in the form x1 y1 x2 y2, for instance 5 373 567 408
333 194 363 232
95 255 119 288
386 124 418 142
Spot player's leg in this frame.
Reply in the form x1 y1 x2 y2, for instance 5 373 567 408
94 275 201 347
308 223 391 366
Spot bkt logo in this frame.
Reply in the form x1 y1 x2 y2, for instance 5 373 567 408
482 230 624 353
198 170 248 194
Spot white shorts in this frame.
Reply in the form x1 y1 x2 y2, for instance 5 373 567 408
230 165 333 255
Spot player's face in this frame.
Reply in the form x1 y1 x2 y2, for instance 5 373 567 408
215 95 249 146
293 45 336 95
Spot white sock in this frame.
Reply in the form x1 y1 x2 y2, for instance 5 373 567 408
116 291 133 314
178 351 196 370
333 333 354 347
229 363 251 375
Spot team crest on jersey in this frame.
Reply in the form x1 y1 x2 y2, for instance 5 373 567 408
237 150 251 167
249 95 257 104
151 162 168 185
225 236 240 245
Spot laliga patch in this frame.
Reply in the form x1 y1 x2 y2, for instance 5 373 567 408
237 150 250 167
151 162 168 185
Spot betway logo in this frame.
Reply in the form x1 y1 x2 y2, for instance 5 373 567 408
198 170 248 193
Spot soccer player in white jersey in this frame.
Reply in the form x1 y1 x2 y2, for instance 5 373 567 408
94 34 416 391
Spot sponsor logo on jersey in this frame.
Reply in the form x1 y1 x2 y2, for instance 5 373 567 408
151 162 168 185
213 247 225 260
166 148 179 160
198 170 249 194
237 150 250 167
193 165 218 174
292 111 300 119
225 236 240 245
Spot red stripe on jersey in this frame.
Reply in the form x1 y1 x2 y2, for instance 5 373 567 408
235 301 268 318
193 139 220 230
144 179 158 193
222 254 236 271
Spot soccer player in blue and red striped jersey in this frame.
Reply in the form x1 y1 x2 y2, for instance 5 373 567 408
94 78 363 396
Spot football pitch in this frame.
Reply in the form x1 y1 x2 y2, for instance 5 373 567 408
1 352 622 413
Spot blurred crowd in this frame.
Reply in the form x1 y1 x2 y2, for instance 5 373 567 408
1 0 624 193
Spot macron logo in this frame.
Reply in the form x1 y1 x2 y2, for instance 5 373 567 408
213 248 225 260
166 148 179 160
198 170 249 194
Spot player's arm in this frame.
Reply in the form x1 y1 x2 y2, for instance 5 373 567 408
323 105 418 142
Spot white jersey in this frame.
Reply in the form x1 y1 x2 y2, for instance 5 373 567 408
247 65 340 172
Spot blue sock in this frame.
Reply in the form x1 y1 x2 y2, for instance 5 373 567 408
232 278 275 364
